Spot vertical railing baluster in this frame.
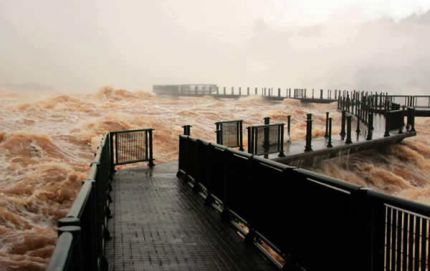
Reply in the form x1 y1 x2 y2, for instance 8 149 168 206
421 219 427 271
346 115 352 144
387 207 392 271
327 118 333 148
305 113 313 152
396 211 403 271
414 217 421 271
392 209 397 271
324 112 329 138
340 110 346 140
402 213 409 271
408 214 415 271
279 124 285 157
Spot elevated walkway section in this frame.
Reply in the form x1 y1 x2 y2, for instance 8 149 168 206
106 162 277 271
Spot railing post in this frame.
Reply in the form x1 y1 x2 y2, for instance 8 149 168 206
287 115 291 143
384 112 390 137
399 108 404 134
255 87 258 95
340 110 346 140
347 94 351 112
215 122 222 145
239 87 242 96
366 113 373 140
320 89 323 99
109 133 115 173
324 112 329 138
247 126 253 154
327 117 333 148
356 116 361 135
343 93 346 111
279 124 285 157
407 107 416 132
305 113 313 152
148 129 154 167
247 87 250 96
346 114 352 144
223 86 226 95
182 125 192 136
239 121 244 151
263 117 270 158
355 93 359 116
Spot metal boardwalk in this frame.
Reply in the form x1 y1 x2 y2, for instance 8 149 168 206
106 162 276 271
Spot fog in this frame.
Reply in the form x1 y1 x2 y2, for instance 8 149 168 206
1 0 430 93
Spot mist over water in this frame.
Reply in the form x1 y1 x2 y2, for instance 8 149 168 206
0 87 429 270
1 1 430 270
1 3 430 92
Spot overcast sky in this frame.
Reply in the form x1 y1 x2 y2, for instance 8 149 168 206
1 0 430 93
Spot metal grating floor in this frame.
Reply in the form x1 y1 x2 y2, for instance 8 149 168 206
105 162 277 271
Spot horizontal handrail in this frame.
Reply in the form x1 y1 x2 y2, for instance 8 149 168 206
294 167 360 192
247 122 285 128
65 180 94 218
367 189 430 216
110 128 153 134
215 119 243 124
46 232 74 271
177 135 430 271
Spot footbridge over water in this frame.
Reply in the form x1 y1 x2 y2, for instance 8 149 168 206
46 90 429 271
153 84 430 112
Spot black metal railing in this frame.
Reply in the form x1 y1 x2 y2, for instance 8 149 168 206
110 128 154 167
47 134 112 271
155 84 339 102
177 135 430 271
387 95 430 110
48 128 154 271
247 123 285 157
385 110 405 136
215 120 244 150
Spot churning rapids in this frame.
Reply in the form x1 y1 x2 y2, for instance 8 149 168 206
0 87 429 270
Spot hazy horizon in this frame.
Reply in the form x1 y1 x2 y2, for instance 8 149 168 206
1 1 430 94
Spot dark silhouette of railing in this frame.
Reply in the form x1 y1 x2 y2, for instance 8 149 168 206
110 128 154 167
337 91 417 141
215 120 244 150
183 106 415 165
47 129 154 271
338 91 430 117
47 135 113 271
214 86 337 103
247 123 285 157
178 135 430 271
48 126 428 271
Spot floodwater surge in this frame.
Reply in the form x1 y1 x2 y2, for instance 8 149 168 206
0 87 429 270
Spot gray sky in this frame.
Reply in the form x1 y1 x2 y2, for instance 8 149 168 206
1 0 430 93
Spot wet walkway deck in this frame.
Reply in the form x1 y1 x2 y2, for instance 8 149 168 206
106 162 277 271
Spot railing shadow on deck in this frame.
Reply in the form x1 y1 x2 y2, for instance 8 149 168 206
178 135 430 271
